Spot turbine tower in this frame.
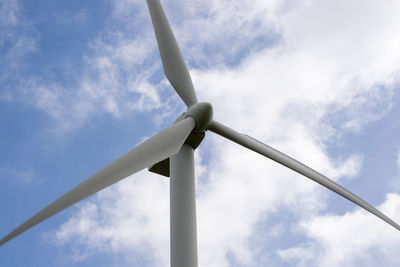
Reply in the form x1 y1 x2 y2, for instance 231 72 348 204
1 1 399 266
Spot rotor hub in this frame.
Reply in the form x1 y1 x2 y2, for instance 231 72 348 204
184 102 213 133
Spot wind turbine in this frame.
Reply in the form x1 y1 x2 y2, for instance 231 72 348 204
1 0 399 266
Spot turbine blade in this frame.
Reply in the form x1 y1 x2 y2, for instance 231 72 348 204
208 120 400 231
0 117 196 246
146 0 198 107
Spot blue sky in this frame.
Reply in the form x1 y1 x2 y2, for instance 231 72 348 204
1 0 400 266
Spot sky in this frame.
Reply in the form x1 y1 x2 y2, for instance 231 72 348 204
1 0 400 266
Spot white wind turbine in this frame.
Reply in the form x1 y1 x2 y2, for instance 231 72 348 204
1 1 399 266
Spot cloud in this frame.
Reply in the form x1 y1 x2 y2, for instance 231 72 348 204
45 0 400 266
0 0 19 26
397 148 400 169
172 0 282 68
0 0 37 100
30 31 166 134
278 193 400 267
0 0 169 135
0 166 34 184
52 171 170 265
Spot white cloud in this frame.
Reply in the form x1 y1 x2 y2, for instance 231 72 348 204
54 172 170 265
279 193 400 267
0 0 19 26
48 0 400 266
0 0 37 99
0 166 34 184
0 0 168 135
172 0 281 68
397 148 400 169
277 243 315 267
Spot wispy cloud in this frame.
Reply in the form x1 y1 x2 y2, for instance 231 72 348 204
0 0 169 135
0 0 19 26
0 166 34 184
397 148 400 169
0 0 37 101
